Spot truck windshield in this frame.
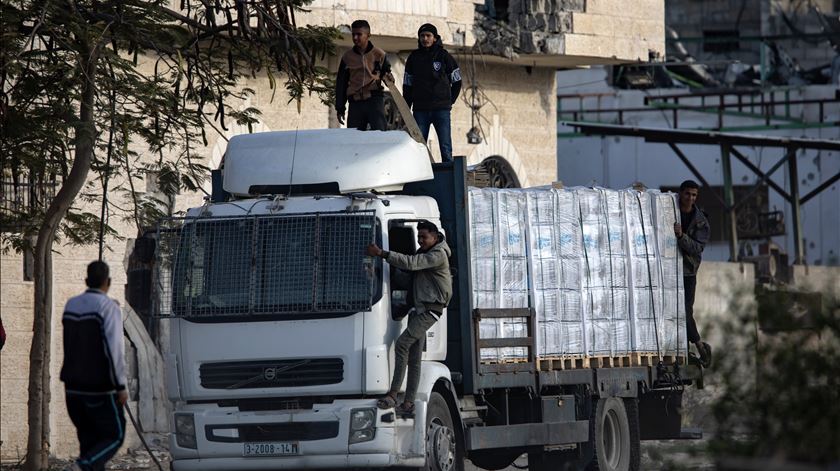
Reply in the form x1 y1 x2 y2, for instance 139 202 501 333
156 211 381 318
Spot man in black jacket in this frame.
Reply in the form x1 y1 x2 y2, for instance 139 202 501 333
403 23 461 162
60 261 127 471
335 20 391 131
674 180 713 367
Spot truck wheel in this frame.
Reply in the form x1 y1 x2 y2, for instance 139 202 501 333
587 397 632 471
623 398 641 471
424 392 464 471
467 450 522 470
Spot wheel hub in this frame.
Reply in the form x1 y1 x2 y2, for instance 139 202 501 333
428 422 456 471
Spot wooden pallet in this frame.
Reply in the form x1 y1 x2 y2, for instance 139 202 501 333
535 353 685 371
480 357 530 365
537 356 587 370
631 353 686 366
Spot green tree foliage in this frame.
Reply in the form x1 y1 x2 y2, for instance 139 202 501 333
2 0 338 245
0 2 339 469
710 286 840 466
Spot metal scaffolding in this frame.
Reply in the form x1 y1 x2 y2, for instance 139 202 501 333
562 122 840 264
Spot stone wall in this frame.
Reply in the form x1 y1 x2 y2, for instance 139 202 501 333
666 0 838 71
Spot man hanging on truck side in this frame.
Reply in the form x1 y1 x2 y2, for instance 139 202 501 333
674 180 713 367
366 220 452 415
402 23 462 161
335 19 391 131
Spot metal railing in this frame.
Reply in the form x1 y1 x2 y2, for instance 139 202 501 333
154 211 379 318
0 175 58 232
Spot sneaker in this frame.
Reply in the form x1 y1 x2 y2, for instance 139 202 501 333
699 342 713 368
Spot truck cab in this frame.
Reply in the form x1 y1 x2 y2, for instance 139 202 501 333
163 129 462 470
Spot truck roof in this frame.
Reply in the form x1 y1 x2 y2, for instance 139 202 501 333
222 129 433 196
188 194 440 219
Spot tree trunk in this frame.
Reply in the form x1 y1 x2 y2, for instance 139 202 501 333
24 47 100 471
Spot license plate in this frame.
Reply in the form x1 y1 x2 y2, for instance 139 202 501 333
243 442 300 457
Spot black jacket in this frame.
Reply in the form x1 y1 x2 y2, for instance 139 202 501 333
403 38 462 111
60 289 126 394
678 205 710 276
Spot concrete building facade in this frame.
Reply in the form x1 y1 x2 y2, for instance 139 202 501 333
2 0 665 461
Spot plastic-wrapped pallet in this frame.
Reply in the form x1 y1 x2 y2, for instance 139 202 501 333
649 190 688 357
575 188 631 357
525 189 585 357
469 187 500 360
623 189 661 353
554 189 585 355
468 188 529 361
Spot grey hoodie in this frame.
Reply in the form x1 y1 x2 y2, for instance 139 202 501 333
384 239 452 313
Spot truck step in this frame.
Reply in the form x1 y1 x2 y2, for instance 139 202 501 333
460 405 488 412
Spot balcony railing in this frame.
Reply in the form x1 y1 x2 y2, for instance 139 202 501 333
0 173 58 233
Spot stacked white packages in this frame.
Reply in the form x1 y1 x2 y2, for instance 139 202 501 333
526 190 585 357
650 191 689 357
623 189 661 353
468 186 685 362
469 188 529 360
577 188 631 356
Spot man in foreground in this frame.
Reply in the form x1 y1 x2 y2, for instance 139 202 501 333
61 261 127 471
366 221 452 415
674 180 713 367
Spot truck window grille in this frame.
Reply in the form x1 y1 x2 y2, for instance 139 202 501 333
153 211 378 317
199 358 344 389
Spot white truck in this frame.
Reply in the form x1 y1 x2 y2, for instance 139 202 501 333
141 129 701 471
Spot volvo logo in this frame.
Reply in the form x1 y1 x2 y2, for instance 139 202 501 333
263 367 277 381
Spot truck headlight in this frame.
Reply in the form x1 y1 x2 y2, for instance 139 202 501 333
175 413 197 449
349 408 376 444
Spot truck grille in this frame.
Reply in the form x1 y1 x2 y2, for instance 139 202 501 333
199 358 343 389
205 421 340 442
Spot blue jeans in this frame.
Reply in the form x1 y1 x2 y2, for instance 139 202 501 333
413 109 453 162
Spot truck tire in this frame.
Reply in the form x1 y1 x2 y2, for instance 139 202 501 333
467 450 522 470
424 392 464 471
587 397 633 471
623 398 641 471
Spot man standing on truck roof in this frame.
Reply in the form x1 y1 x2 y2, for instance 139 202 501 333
674 180 713 367
366 220 452 415
335 19 391 131
60 261 127 471
403 23 462 162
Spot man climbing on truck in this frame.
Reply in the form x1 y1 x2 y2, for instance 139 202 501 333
366 220 452 415
674 179 713 367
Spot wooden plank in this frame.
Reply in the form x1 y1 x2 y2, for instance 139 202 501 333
381 74 431 163
478 337 534 349
473 308 535 319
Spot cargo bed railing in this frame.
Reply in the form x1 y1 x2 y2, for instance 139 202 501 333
473 308 537 390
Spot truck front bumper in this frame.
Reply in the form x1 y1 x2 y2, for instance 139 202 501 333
171 453 394 470
170 398 425 470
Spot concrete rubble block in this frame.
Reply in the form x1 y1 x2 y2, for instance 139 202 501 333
518 31 539 53
560 0 586 12
548 11 573 33
542 34 566 54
